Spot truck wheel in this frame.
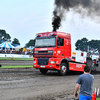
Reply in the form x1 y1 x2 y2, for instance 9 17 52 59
39 69 48 74
59 63 67 75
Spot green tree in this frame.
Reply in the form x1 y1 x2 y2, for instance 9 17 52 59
25 39 35 48
75 38 88 51
88 40 100 51
75 38 100 51
12 38 20 46
0 29 11 44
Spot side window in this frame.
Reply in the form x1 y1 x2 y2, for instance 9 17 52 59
57 37 64 46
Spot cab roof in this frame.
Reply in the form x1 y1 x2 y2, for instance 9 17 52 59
36 31 71 39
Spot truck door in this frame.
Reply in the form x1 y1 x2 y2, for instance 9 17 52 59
64 38 71 58
56 37 64 58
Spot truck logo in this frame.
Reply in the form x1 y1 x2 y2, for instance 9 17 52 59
66 41 68 45
57 51 61 54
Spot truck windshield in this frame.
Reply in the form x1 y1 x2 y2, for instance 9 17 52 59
35 37 56 47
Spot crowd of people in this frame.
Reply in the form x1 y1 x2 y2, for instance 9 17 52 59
0 48 33 55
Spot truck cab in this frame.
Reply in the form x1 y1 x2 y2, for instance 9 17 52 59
33 31 86 75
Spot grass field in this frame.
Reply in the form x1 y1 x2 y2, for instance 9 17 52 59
0 65 33 68
0 57 33 61
0 57 33 68
97 98 100 100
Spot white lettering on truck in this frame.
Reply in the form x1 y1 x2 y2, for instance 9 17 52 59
40 48 47 50
76 64 82 68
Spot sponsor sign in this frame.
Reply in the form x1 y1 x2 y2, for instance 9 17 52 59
57 51 61 54
72 52 76 55
76 64 82 68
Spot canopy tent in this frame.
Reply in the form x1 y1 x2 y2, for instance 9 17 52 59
26 47 34 50
15 45 21 48
0 41 15 48
15 46 22 51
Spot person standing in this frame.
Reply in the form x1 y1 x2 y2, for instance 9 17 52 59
75 66 94 100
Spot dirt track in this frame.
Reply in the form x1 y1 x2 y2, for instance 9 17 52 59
0 67 100 100
0 60 33 66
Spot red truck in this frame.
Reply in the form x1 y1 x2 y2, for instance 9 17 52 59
33 31 92 75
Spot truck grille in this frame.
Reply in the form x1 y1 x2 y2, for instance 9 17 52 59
37 58 49 65
34 50 53 57
38 51 48 53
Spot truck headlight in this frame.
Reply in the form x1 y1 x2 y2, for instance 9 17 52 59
50 61 55 64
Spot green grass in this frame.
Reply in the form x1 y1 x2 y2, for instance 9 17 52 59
0 65 33 68
0 57 33 61
97 98 100 100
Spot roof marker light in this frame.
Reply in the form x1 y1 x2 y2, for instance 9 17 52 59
36 34 42 37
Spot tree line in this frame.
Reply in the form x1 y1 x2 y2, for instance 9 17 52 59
75 37 100 52
0 29 35 48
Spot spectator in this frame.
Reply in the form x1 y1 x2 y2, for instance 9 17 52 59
75 66 94 100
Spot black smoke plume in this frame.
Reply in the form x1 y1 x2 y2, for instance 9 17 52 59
52 0 100 31
52 11 61 31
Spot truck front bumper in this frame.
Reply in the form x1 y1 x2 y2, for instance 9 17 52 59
33 58 61 70
33 64 60 70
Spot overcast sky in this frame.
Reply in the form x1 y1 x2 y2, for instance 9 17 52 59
0 0 100 50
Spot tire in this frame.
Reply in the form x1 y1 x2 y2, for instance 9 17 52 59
58 63 67 75
39 69 48 74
